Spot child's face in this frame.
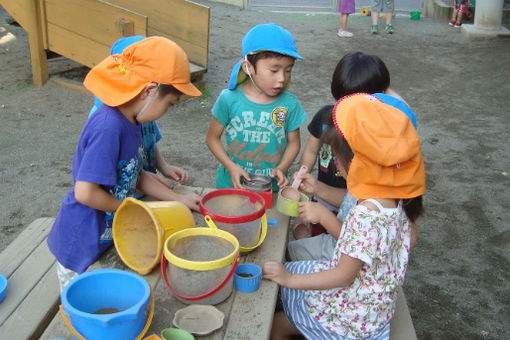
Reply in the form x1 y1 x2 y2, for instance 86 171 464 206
136 92 181 124
247 56 295 97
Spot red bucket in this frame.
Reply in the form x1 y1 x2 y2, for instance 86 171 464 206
200 189 267 253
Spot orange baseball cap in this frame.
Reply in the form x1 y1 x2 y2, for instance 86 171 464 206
84 36 201 107
332 93 426 199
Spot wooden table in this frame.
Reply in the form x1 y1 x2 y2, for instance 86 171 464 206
39 198 290 340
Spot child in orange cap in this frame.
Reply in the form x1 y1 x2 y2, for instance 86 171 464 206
263 93 425 340
47 36 201 290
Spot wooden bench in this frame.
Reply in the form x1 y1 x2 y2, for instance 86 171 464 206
0 217 59 340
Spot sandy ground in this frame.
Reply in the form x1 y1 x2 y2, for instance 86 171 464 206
1 1 509 339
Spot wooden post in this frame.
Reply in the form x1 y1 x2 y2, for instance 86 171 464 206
27 0 48 87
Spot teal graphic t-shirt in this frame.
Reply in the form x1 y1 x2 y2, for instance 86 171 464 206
212 86 307 191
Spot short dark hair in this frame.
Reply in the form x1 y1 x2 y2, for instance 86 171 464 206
246 51 294 72
157 84 181 98
331 52 390 100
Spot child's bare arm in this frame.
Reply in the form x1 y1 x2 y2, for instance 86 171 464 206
263 254 362 290
206 117 250 188
137 170 201 211
272 128 301 186
299 134 321 171
276 129 301 174
298 201 343 239
74 181 121 212
155 146 189 183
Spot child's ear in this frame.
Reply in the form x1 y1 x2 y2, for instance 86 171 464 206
141 82 159 98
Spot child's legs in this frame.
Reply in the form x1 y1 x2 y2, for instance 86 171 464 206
56 261 78 292
451 9 459 21
456 11 463 23
340 13 349 30
287 233 336 261
382 0 394 24
370 0 383 24
270 311 301 340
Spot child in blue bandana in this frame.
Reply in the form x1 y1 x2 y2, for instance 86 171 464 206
206 23 307 191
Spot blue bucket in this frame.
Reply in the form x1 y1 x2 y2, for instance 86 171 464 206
60 269 153 340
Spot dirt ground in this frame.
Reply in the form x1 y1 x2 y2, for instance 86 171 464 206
1 1 509 339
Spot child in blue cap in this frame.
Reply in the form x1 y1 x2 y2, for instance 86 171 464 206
206 23 307 191
89 36 191 191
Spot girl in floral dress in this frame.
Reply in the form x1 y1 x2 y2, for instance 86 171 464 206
263 93 426 340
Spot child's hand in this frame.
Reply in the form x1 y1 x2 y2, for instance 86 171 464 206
180 193 202 212
298 201 327 224
296 173 317 195
271 168 289 188
227 164 250 189
263 261 291 286
164 166 189 183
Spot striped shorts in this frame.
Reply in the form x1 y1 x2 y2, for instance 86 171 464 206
280 261 391 340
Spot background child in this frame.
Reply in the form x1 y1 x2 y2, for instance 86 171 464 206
289 51 417 262
89 36 190 191
47 37 202 290
206 23 307 191
370 0 395 34
263 93 426 340
449 0 469 27
337 0 355 37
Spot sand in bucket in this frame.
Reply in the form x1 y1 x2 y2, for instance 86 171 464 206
200 189 268 253
113 198 195 275
162 228 240 305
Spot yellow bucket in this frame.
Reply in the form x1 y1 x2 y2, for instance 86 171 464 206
113 197 195 275
161 228 240 305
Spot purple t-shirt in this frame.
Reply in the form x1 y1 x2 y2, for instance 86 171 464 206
47 106 143 273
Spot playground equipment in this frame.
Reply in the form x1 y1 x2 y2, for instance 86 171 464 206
0 0 209 87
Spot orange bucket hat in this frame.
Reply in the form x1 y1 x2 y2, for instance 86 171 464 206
84 36 201 107
332 93 425 199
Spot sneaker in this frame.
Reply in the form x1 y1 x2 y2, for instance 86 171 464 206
448 20 455 26
385 24 394 34
370 25 378 34
454 22 462 28
337 29 354 37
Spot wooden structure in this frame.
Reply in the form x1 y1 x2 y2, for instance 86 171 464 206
0 0 209 87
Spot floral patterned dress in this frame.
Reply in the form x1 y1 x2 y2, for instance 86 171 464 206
280 199 411 340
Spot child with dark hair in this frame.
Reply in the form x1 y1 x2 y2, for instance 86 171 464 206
289 52 417 261
206 23 307 191
264 93 425 340
47 37 202 290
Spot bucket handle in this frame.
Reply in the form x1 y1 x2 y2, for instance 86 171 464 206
160 251 240 301
59 285 155 340
204 214 268 253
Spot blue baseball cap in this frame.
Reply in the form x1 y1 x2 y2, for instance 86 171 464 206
373 93 418 129
228 23 303 90
110 35 146 55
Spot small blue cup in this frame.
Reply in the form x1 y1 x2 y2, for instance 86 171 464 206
0 274 7 303
234 263 262 293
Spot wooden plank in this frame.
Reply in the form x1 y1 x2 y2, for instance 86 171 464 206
150 25 208 70
46 23 112 68
0 217 54 277
0 236 56 328
44 0 147 68
0 0 35 33
0 264 60 340
223 206 288 340
107 0 209 67
390 287 418 340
